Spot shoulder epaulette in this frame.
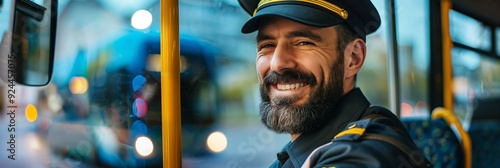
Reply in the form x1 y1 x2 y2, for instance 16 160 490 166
332 113 426 167
333 118 371 141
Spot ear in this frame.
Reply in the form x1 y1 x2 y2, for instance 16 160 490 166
343 38 366 79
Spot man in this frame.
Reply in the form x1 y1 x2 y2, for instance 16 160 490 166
238 0 432 167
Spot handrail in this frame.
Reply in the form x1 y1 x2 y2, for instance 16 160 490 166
432 107 471 168
441 0 453 111
160 0 182 167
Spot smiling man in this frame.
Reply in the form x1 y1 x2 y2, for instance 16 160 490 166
238 0 431 167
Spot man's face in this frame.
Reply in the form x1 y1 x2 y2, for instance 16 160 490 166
256 17 346 134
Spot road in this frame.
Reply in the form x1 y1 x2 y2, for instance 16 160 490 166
183 121 289 168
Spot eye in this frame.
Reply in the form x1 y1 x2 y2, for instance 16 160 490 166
297 41 314 46
258 43 275 51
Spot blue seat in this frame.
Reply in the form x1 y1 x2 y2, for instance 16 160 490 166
402 117 463 168
468 121 500 168
468 97 500 168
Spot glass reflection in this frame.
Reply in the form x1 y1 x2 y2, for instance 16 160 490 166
395 0 430 117
450 10 491 51
452 47 500 122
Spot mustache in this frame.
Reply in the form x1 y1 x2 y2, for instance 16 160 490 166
263 70 316 86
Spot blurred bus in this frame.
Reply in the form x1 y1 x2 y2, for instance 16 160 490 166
0 0 221 167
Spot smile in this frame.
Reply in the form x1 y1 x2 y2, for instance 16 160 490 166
276 83 306 91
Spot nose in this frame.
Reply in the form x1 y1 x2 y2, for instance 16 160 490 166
270 44 296 73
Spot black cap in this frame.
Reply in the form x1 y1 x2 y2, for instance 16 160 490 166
239 0 381 40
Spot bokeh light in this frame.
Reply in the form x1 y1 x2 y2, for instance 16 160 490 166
453 77 469 98
26 133 41 151
69 76 89 94
147 54 161 72
401 102 414 117
47 94 63 114
131 9 152 30
133 98 148 118
132 75 147 92
131 120 148 136
25 104 38 122
135 136 154 157
206 131 227 153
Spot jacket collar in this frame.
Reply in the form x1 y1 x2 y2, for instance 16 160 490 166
278 88 371 167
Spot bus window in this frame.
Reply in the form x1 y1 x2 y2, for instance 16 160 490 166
450 10 491 52
357 0 390 109
395 0 430 117
449 10 500 122
451 48 500 121
1 0 165 167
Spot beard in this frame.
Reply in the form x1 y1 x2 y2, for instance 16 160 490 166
259 58 345 134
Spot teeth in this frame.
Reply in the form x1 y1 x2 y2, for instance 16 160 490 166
277 83 305 90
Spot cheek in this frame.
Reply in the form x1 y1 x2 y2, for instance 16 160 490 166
300 50 337 81
301 59 328 84
256 57 270 82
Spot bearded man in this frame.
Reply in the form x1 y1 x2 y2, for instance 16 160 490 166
238 0 432 167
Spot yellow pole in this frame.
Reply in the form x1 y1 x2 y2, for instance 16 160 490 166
440 1 470 168
160 0 181 167
441 0 453 111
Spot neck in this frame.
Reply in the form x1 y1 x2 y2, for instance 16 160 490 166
291 134 301 141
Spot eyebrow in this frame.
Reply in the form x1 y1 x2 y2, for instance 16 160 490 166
256 34 273 44
256 29 324 43
286 29 323 42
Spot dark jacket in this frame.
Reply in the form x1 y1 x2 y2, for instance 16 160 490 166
269 88 431 168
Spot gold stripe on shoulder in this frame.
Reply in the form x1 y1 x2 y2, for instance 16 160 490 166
334 128 366 139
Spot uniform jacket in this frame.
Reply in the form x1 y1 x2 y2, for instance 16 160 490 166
269 88 431 168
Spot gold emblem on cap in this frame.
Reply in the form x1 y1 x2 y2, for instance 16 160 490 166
340 9 348 19
254 0 349 20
